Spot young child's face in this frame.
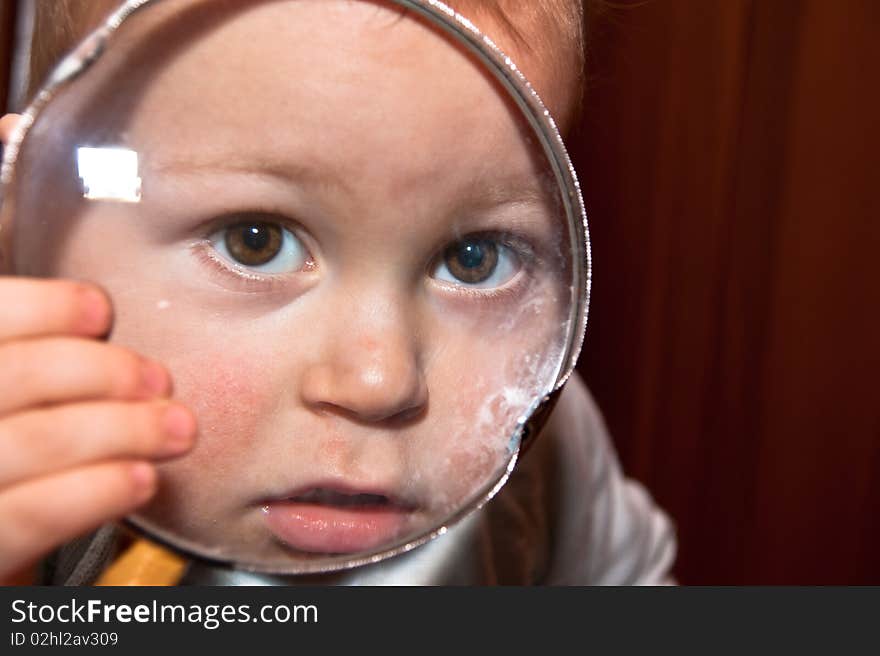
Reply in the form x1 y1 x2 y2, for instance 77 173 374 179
8 0 573 565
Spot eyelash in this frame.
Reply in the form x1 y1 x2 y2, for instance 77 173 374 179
191 242 304 293
192 213 538 299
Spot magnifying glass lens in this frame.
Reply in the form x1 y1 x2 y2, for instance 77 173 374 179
1 0 581 574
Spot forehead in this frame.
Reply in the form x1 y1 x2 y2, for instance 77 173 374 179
104 1 542 188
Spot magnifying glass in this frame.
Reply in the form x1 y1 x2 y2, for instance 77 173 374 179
0 0 589 582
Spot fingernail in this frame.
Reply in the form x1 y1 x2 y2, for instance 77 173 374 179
162 404 197 453
78 285 111 334
140 360 171 397
129 462 157 500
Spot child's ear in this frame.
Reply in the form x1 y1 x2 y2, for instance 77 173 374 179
0 114 21 145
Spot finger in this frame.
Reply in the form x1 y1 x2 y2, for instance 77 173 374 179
0 337 171 416
0 277 112 340
0 400 196 488
0 460 156 582
0 114 21 144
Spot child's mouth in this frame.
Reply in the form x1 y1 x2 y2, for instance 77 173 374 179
288 488 391 508
261 485 416 555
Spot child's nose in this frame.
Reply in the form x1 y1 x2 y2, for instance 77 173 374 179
299 308 428 424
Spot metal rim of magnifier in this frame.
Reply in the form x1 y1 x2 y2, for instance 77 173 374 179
0 0 592 574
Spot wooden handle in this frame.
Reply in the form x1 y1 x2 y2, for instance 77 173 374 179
94 537 188 586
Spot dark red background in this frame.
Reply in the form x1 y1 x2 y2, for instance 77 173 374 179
570 0 879 583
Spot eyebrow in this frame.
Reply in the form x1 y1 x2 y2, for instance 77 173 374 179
469 179 554 209
151 153 351 194
152 153 556 213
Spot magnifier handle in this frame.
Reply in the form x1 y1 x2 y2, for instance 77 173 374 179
94 537 188 586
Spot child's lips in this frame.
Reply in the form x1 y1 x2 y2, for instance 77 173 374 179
260 484 419 555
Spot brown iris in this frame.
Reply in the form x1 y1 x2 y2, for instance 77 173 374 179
224 222 283 266
443 238 498 284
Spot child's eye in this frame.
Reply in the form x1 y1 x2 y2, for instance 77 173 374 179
208 219 309 273
432 237 520 288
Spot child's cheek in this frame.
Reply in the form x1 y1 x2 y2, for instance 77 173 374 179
173 353 274 465
146 347 284 527
422 333 565 511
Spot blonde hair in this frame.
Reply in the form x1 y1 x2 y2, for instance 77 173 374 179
27 0 587 126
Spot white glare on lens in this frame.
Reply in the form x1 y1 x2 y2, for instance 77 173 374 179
76 147 142 202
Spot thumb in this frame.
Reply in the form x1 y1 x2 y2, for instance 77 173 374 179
0 114 22 145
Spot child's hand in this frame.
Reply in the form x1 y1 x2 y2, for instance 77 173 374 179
0 278 197 583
